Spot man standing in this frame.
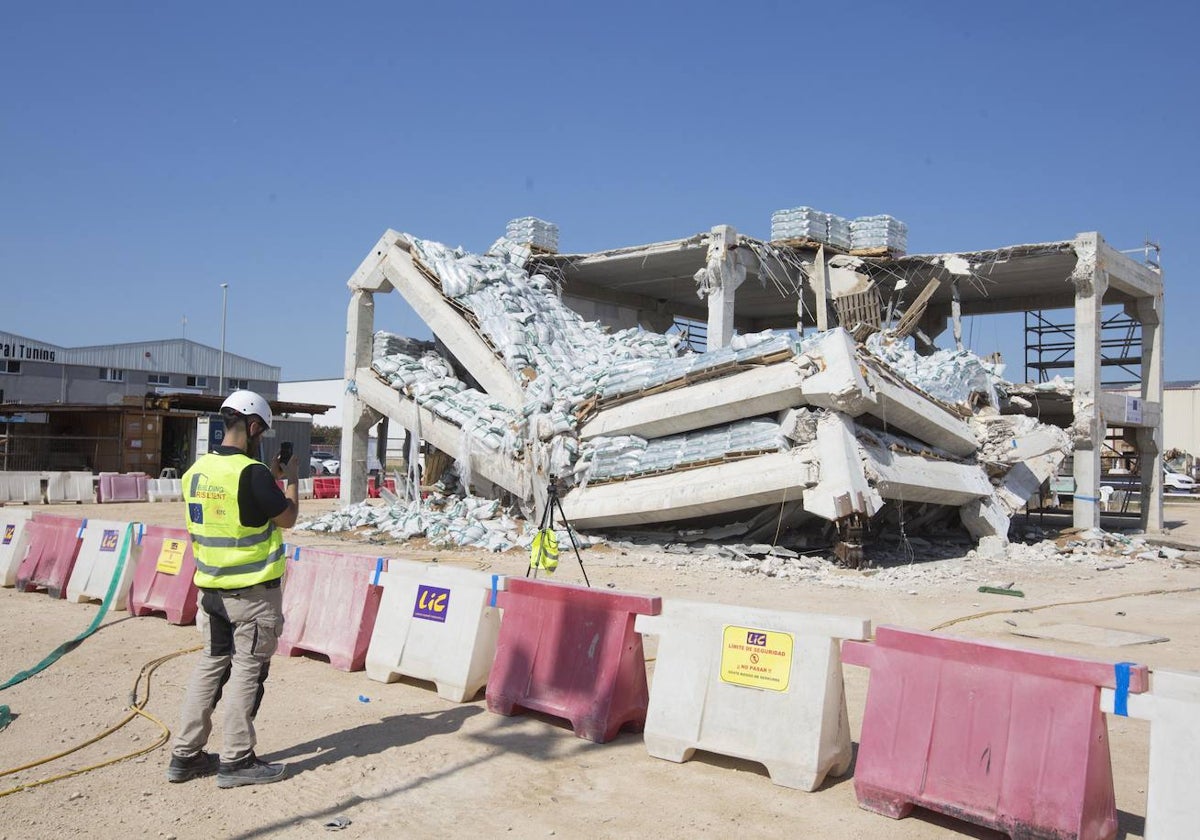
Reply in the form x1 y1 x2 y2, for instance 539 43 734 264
167 390 299 788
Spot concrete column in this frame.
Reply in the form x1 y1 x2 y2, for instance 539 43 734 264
695 225 745 351
1071 255 1107 530
340 288 376 506
812 246 830 332
1138 293 1164 532
951 280 963 351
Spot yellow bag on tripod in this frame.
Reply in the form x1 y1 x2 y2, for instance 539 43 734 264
529 529 559 573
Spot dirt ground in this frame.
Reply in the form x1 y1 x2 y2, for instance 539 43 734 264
2 499 1199 840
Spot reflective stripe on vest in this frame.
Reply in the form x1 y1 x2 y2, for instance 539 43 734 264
182 451 286 590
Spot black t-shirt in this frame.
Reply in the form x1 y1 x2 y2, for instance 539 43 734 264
210 446 289 527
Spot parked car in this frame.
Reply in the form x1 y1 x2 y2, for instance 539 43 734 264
1164 470 1197 493
311 450 340 476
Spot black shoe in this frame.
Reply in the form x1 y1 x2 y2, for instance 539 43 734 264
216 753 287 788
167 751 219 783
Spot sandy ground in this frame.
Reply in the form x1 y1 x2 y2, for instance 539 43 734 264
2 499 1199 840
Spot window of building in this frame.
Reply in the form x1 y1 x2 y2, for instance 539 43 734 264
148 373 171 385
1 360 20 375
99 368 125 382
186 375 208 388
228 378 249 391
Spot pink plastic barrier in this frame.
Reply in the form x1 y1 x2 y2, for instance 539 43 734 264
15 514 85 599
98 472 148 503
366 478 397 499
276 547 384 671
843 625 1149 840
312 477 341 499
486 578 661 743
128 525 199 625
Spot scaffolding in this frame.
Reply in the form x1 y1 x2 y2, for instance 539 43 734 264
1024 308 1143 387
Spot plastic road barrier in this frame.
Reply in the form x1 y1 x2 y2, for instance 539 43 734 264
1101 668 1200 840
98 472 148 503
146 478 183 502
45 471 95 503
843 625 1149 840
65 519 142 610
313 477 341 499
0 509 35 587
365 561 506 702
298 477 314 500
486 578 661 743
276 547 385 671
127 525 200 625
14 514 85 598
0 472 43 504
635 600 870 791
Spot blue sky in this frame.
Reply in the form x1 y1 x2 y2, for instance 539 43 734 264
2 1 1196 382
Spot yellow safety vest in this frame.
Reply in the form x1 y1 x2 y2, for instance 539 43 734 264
182 451 285 590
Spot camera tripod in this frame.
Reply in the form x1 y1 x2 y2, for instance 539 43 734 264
528 480 590 587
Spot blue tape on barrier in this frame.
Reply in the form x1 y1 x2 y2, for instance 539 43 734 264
1114 662 1134 716
78 518 88 539
136 523 144 545
1073 494 1100 503
490 574 499 607
373 558 383 587
292 545 299 562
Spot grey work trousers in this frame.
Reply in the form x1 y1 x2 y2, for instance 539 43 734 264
172 581 284 764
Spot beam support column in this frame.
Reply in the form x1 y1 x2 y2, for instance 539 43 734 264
694 225 746 351
341 288 377 506
1071 240 1107 530
1137 293 1164 532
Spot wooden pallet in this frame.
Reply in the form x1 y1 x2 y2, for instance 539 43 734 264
849 246 905 259
770 237 849 254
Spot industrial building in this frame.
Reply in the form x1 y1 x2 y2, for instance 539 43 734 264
0 330 329 475
333 222 1163 558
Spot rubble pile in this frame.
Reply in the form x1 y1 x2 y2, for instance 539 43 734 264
344 230 1077 557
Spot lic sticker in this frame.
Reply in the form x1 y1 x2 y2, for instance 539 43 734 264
100 529 120 552
719 625 794 692
2 524 13 546
412 585 450 623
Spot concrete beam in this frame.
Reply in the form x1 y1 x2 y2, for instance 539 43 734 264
560 450 818 529
801 329 979 457
354 368 531 499
579 361 809 441
860 443 994 506
804 413 884 522
1098 392 1161 428
347 229 400 293
1093 233 1163 299
376 239 525 409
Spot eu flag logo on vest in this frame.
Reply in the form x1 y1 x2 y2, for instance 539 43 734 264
100 529 119 552
413 585 450 623
188 503 204 524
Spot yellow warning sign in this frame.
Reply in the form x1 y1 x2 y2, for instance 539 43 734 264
155 538 186 576
719 625 793 692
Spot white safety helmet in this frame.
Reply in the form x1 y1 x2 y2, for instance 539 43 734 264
220 390 273 429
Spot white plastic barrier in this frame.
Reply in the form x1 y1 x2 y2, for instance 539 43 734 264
298 477 314 500
365 562 507 702
0 508 34 587
0 472 43 504
65 519 142 610
147 478 183 502
1102 668 1200 840
635 600 870 791
46 471 95 503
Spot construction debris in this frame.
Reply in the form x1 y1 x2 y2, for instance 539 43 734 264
340 229 1083 564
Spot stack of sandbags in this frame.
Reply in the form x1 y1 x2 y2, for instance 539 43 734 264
826 213 852 250
770 207 828 242
850 215 908 254
505 217 559 253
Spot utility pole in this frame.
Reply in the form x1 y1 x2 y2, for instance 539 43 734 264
218 283 229 395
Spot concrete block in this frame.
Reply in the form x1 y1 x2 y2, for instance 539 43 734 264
365 562 506 702
805 413 883 522
66 519 141 610
1101 668 1200 840
636 599 869 791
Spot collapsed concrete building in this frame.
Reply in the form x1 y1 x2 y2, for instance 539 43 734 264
336 225 1164 559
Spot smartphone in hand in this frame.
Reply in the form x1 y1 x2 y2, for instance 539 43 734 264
279 441 293 465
